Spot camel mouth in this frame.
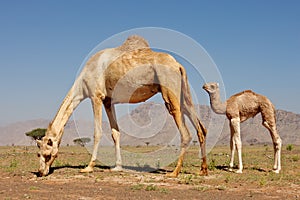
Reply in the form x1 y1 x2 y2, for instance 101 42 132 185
38 168 49 177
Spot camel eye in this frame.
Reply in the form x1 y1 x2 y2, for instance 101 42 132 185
47 139 53 146
37 153 41 157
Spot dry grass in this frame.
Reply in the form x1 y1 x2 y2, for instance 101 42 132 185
1 145 299 185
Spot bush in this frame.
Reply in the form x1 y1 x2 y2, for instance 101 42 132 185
286 144 293 151
73 137 91 147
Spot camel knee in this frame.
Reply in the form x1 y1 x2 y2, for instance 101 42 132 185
112 128 120 143
235 139 242 148
274 137 282 151
93 132 102 144
181 134 192 147
263 120 277 133
231 117 240 126
197 131 205 144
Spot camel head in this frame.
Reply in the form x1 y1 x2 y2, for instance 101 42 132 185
36 133 58 176
202 82 219 94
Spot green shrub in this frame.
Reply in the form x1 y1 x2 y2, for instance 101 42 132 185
286 144 293 151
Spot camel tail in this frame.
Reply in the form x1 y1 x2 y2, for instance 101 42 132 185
179 66 207 136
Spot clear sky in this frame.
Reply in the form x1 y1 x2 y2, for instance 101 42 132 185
0 0 299 125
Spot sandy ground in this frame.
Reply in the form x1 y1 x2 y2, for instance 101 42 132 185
0 146 299 199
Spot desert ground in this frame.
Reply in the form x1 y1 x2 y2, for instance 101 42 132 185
0 145 299 199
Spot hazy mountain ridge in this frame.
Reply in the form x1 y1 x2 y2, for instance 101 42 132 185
0 103 299 146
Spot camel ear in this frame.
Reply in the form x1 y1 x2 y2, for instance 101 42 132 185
36 140 42 148
217 83 219 87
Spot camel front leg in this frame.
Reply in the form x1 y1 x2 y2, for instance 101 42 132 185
263 121 282 173
230 118 243 173
104 104 122 171
81 97 103 173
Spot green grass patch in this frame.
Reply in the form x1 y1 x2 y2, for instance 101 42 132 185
145 184 158 191
130 184 144 190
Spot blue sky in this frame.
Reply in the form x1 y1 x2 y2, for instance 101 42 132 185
0 0 299 125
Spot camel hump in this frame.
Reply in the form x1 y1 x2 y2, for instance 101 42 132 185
243 90 255 94
118 35 150 51
231 90 256 98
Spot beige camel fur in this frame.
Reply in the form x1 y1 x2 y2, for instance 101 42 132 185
36 35 208 177
202 82 281 173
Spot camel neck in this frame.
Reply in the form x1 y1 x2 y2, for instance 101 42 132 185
47 83 85 142
209 89 227 115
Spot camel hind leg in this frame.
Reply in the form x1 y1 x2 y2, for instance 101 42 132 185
162 90 192 177
261 105 282 173
104 102 123 172
229 121 237 172
183 103 208 175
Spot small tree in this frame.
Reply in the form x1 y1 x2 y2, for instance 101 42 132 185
25 128 46 141
145 142 150 147
73 137 91 147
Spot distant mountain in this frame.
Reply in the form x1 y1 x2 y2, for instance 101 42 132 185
0 102 299 146
0 119 49 146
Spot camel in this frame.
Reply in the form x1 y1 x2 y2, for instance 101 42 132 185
36 35 208 177
202 82 281 173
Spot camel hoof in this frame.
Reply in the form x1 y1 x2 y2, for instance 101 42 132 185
80 166 94 173
111 166 123 172
272 169 280 174
235 170 243 174
199 169 208 176
166 172 178 178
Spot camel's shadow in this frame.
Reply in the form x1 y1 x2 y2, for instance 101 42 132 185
33 164 269 177
215 165 268 173
32 164 170 177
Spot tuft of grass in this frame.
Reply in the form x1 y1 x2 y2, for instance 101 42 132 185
95 175 104 182
130 184 144 191
259 177 267 186
131 184 165 193
193 186 210 192
291 155 300 162
224 174 233 183
159 188 169 194
286 144 293 151
9 159 18 168
179 174 194 185
208 158 216 170
54 160 72 168
145 184 158 191
29 186 39 190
